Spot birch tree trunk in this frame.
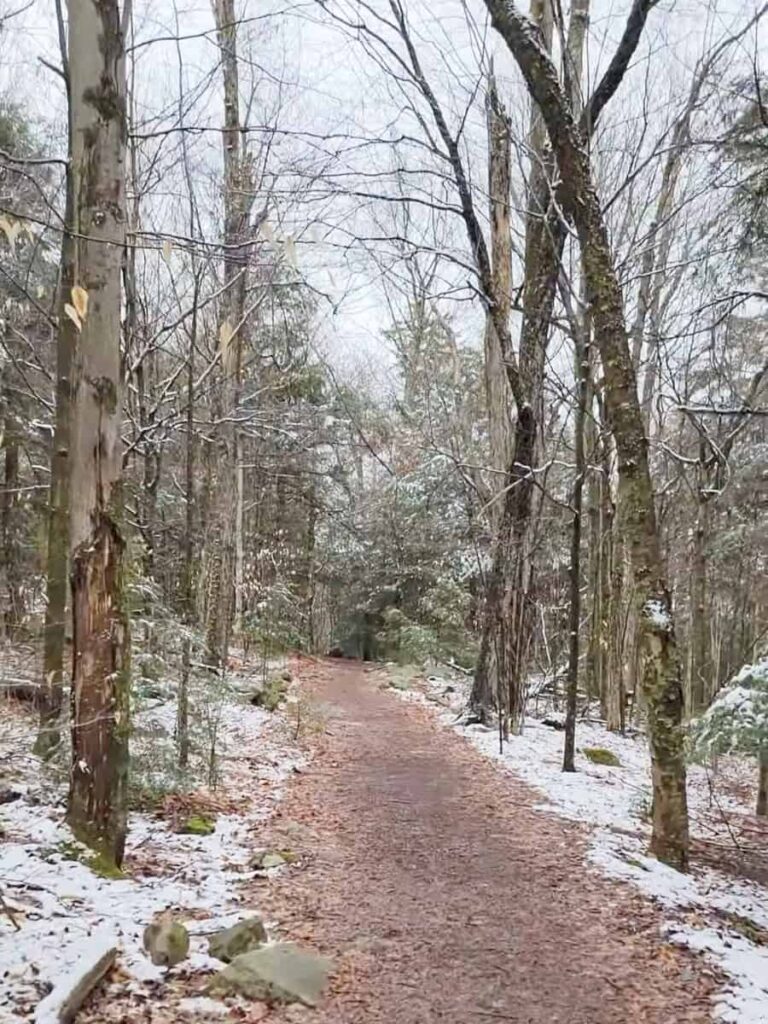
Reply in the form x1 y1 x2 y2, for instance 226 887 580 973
65 0 130 867
484 0 689 869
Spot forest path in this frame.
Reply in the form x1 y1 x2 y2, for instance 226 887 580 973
263 660 717 1024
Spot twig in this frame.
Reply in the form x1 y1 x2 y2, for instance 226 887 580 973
0 888 21 931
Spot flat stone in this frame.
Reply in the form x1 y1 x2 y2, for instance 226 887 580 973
207 943 332 1006
208 916 267 962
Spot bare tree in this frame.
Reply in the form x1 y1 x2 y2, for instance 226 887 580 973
65 0 130 867
483 0 689 869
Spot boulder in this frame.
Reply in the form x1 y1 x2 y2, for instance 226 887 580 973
208 943 332 1006
143 919 190 967
209 917 268 963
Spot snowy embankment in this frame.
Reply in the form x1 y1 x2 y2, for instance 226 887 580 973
400 675 768 1024
0 663 302 1024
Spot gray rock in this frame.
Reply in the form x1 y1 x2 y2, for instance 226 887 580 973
208 917 268 963
251 849 286 870
143 919 190 967
280 669 293 683
208 943 332 1006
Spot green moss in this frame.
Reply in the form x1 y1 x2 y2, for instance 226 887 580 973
251 676 287 712
54 840 125 878
180 814 216 836
87 850 126 879
583 747 622 767
722 912 768 946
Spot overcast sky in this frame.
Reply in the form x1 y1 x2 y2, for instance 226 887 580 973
1 0 764 388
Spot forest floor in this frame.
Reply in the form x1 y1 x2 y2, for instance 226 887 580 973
2 653 767 1023
259 658 723 1024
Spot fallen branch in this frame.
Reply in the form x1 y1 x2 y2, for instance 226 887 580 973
34 937 118 1024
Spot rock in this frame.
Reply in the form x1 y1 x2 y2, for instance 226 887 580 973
0 788 21 805
251 849 286 870
280 669 293 683
208 943 332 1006
143 919 190 967
179 814 216 835
209 917 268 963
582 746 622 767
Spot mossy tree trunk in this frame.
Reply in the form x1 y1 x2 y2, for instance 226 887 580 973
65 0 130 868
484 0 689 869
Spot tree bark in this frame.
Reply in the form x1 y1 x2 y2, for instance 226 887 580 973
563 311 589 771
483 69 514 508
757 750 768 818
205 0 252 670
484 0 689 869
37 76 77 758
1 385 23 635
65 0 130 868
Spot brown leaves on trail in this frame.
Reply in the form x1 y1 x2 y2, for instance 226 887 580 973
261 660 722 1024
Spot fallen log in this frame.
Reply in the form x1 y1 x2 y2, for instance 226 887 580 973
34 936 118 1024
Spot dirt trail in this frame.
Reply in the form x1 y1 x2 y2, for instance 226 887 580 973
262 660 718 1024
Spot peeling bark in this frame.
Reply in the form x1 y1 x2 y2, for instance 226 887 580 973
65 0 130 867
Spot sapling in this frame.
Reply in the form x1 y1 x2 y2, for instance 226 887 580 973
689 657 768 816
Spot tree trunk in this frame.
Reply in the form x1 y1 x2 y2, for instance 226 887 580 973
484 69 514 513
484 0 689 869
689 479 712 713
205 0 252 670
471 0 554 729
757 750 768 818
563 309 589 771
65 0 130 868
1 399 23 635
36 152 77 759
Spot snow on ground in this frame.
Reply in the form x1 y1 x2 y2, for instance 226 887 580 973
0 659 302 1024
399 673 768 1024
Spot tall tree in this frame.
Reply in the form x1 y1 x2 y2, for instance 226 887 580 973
65 0 130 867
484 0 689 869
204 0 253 670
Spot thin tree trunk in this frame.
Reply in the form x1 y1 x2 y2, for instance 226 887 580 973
757 750 768 818
65 0 130 868
563 309 589 771
689 479 712 713
1 397 23 635
484 68 514 511
37 33 77 757
485 0 689 869
205 0 251 670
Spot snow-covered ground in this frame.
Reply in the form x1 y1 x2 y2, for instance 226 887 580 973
399 674 768 1024
0 660 302 1023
